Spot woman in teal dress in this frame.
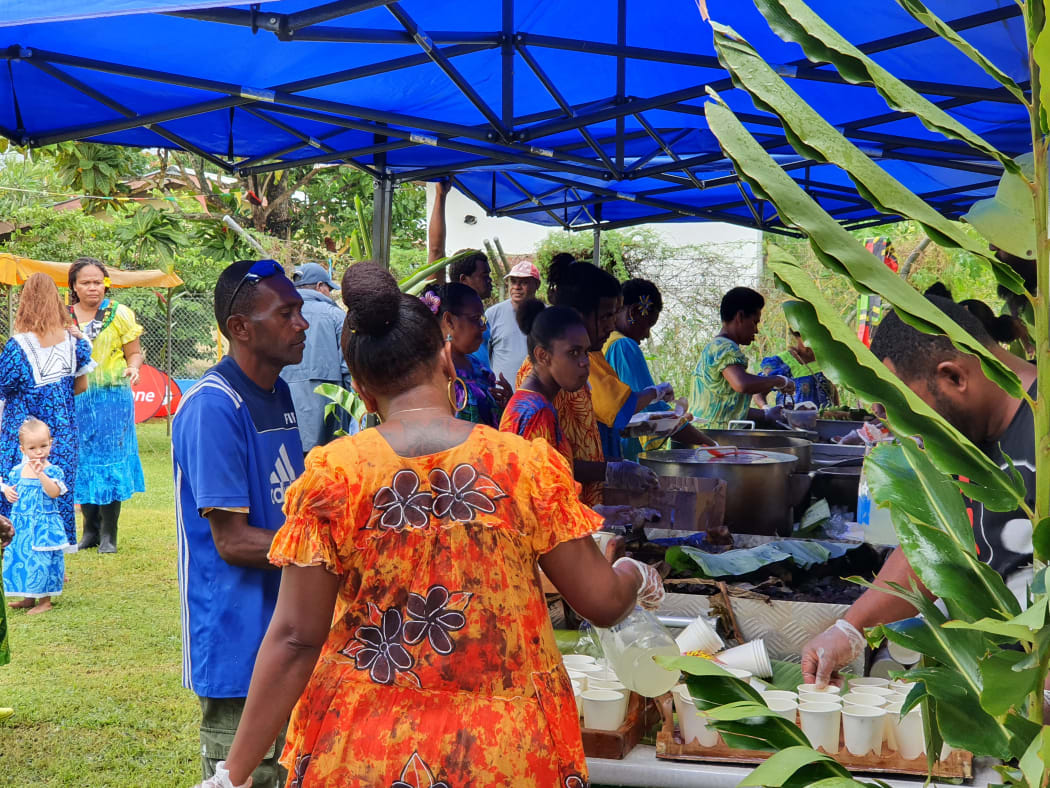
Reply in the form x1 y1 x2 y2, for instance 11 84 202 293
760 330 838 409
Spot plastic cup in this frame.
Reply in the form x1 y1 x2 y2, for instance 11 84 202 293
761 690 798 704
842 705 886 756
724 667 753 681
582 689 629 731
849 685 894 698
562 654 597 669
566 669 589 690
675 617 724 654
589 679 628 693
590 667 621 683
891 702 925 760
889 679 914 694
842 692 887 709
797 684 843 701
887 641 922 666
572 681 583 716
673 684 719 747
847 677 890 690
714 639 773 678
798 701 841 754
885 691 906 704
765 697 798 723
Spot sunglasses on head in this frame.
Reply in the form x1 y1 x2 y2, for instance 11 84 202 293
224 260 284 324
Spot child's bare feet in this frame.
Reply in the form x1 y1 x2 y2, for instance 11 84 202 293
8 598 33 609
27 599 52 615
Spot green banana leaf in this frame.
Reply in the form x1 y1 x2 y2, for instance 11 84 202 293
893 0 1027 102
669 539 853 578
865 440 1021 621
769 254 1025 511
702 94 1023 398
708 22 1025 296
750 0 1022 168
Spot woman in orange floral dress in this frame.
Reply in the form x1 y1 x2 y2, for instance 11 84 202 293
193 263 665 788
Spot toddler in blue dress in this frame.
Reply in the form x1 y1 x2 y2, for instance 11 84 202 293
2 418 67 615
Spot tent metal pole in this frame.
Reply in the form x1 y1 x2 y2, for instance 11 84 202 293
372 139 393 268
615 0 626 171
287 0 397 31
236 139 409 176
593 204 602 264
166 288 173 437
499 173 570 229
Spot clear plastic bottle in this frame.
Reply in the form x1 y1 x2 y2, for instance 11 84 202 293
595 607 681 697
857 467 897 545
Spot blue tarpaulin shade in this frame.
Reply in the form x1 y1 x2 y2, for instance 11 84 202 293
0 1 1030 233
0 1 275 27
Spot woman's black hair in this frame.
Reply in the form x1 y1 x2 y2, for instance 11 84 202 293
923 282 953 300
960 299 1026 345
423 282 481 320
622 278 663 314
550 261 621 317
67 257 109 305
517 300 586 360
448 249 488 282
719 287 764 323
341 262 444 395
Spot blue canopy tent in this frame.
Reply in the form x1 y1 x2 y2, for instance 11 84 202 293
0 0 1030 262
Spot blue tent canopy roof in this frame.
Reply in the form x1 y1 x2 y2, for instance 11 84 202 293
0 0 1030 233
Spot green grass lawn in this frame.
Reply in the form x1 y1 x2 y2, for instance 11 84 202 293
1 421 200 787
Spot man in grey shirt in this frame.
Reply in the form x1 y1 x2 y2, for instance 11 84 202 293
279 263 355 452
485 260 541 388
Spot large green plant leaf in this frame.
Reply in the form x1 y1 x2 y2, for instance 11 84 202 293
893 0 1027 103
669 539 854 578
702 96 1023 399
737 747 852 788
769 255 1025 511
865 441 1021 621
750 0 1023 168
977 649 1042 717
1019 726 1050 788
708 22 1025 296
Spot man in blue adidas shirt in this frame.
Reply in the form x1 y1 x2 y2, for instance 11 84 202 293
173 259 308 788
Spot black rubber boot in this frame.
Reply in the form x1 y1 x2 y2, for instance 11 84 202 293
98 502 120 554
77 504 101 550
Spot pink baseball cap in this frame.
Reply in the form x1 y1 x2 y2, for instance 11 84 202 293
505 260 540 281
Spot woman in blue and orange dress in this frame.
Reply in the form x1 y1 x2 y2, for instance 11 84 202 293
192 263 664 788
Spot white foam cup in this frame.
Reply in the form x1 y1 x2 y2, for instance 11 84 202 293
566 669 589 690
765 697 799 723
842 705 886 756
582 689 629 731
850 685 894 698
842 691 887 709
673 684 719 747
572 681 583 716
562 654 597 668
887 641 922 666
761 690 798 704
589 667 621 683
797 684 843 703
589 679 628 693
893 703 925 760
847 677 890 690
798 701 841 754
715 639 772 678
675 617 724 654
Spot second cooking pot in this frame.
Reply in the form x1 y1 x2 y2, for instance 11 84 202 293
639 448 799 536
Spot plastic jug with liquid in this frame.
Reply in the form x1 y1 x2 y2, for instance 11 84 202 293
595 608 681 697
857 467 897 546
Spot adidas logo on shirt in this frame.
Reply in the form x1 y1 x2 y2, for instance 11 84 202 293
269 444 297 504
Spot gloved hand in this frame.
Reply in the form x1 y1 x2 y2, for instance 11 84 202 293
193 762 252 788
801 619 866 689
614 556 665 610
605 461 659 491
654 382 675 402
761 405 783 424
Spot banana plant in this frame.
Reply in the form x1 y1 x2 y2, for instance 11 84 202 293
671 0 1050 784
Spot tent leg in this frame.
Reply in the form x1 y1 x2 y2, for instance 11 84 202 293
372 174 394 269
593 227 601 266
166 288 173 437
6 285 11 333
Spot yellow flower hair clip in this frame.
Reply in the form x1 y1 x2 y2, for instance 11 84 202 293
103 276 112 288
638 294 653 317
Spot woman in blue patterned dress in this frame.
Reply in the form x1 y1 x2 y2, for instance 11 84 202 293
69 258 146 553
760 330 838 409
0 274 95 548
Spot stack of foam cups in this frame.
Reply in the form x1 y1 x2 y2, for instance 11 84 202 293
713 639 773 678
675 616 724 655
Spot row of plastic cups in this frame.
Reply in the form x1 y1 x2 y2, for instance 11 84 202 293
797 700 925 759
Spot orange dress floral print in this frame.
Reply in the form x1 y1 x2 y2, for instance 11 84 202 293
268 425 604 788
516 359 604 507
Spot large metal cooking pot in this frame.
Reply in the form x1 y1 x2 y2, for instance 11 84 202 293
701 430 812 472
639 448 799 537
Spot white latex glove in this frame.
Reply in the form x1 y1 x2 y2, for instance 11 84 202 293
614 556 665 610
193 762 252 788
605 461 659 491
655 382 675 402
801 619 866 689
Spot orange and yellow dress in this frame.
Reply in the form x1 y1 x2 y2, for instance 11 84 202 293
268 425 603 787
517 358 613 507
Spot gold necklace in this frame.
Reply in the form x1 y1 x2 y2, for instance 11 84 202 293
384 406 451 419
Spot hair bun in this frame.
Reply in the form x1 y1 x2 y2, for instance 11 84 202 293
516 298 546 335
342 262 401 336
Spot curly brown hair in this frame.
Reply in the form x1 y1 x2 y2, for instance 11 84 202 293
14 273 70 336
